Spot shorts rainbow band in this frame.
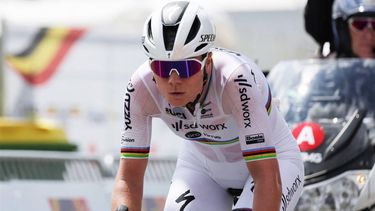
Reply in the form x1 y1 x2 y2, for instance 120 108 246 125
121 146 150 159
242 147 276 162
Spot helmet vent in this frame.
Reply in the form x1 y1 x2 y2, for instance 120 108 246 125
143 45 149 53
194 43 208 52
147 20 153 43
163 25 179 51
185 16 201 45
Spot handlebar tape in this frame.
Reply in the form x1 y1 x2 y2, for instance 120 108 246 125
116 205 129 211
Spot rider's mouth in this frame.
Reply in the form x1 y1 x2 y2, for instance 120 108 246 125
169 92 185 96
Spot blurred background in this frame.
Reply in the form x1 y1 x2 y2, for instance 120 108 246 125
0 0 319 210
1 0 317 157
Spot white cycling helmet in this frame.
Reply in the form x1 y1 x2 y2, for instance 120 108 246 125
141 1 216 60
332 0 375 57
333 0 375 19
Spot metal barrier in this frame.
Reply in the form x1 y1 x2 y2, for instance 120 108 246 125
0 150 177 184
0 150 106 181
111 157 177 183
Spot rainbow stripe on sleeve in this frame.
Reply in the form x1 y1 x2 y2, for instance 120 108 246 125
242 147 276 162
121 146 150 159
265 85 272 115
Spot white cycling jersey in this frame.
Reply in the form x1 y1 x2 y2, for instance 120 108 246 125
120 48 304 210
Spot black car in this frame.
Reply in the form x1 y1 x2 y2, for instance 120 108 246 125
268 58 375 211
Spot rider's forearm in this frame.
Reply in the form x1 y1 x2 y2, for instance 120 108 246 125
111 178 144 211
252 179 281 211
112 158 148 211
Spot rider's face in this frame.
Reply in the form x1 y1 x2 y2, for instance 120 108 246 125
349 17 375 58
153 54 212 107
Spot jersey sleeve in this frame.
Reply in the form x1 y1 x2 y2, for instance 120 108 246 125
120 71 157 159
223 62 276 162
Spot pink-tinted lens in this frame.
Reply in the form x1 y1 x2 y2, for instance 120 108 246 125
371 20 375 29
351 19 369 30
150 60 202 78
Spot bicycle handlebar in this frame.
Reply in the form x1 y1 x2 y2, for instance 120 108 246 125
116 204 129 211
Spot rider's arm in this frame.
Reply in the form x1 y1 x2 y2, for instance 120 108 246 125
112 158 148 211
111 70 158 211
223 62 282 211
247 159 281 211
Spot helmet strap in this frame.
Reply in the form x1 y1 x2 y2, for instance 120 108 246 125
185 64 212 115
186 93 201 114
203 66 208 82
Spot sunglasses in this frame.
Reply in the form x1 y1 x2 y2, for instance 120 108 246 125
348 17 375 31
150 57 207 78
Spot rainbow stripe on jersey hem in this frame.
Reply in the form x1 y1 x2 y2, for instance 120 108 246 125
188 137 239 145
242 147 276 162
121 146 150 159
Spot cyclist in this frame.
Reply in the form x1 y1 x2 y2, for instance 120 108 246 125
304 0 375 58
111 1 304 211
332 0 375 58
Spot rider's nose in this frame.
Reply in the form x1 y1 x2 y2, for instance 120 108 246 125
168 70 182 84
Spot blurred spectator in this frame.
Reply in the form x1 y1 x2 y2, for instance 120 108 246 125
304 0 335 57
304 0 375 58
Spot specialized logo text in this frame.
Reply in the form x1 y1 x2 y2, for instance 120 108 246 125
200 34 216 42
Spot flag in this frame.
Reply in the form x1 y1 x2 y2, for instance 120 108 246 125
6 27 85 86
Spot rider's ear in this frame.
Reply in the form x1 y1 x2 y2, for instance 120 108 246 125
203 52 213 83
205 52 213 71
207 52 213 63
207 53 214 70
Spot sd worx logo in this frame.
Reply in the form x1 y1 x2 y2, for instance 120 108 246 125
234 74 252 128
281 175 303 211
171 120 227 132
124 81 135 130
